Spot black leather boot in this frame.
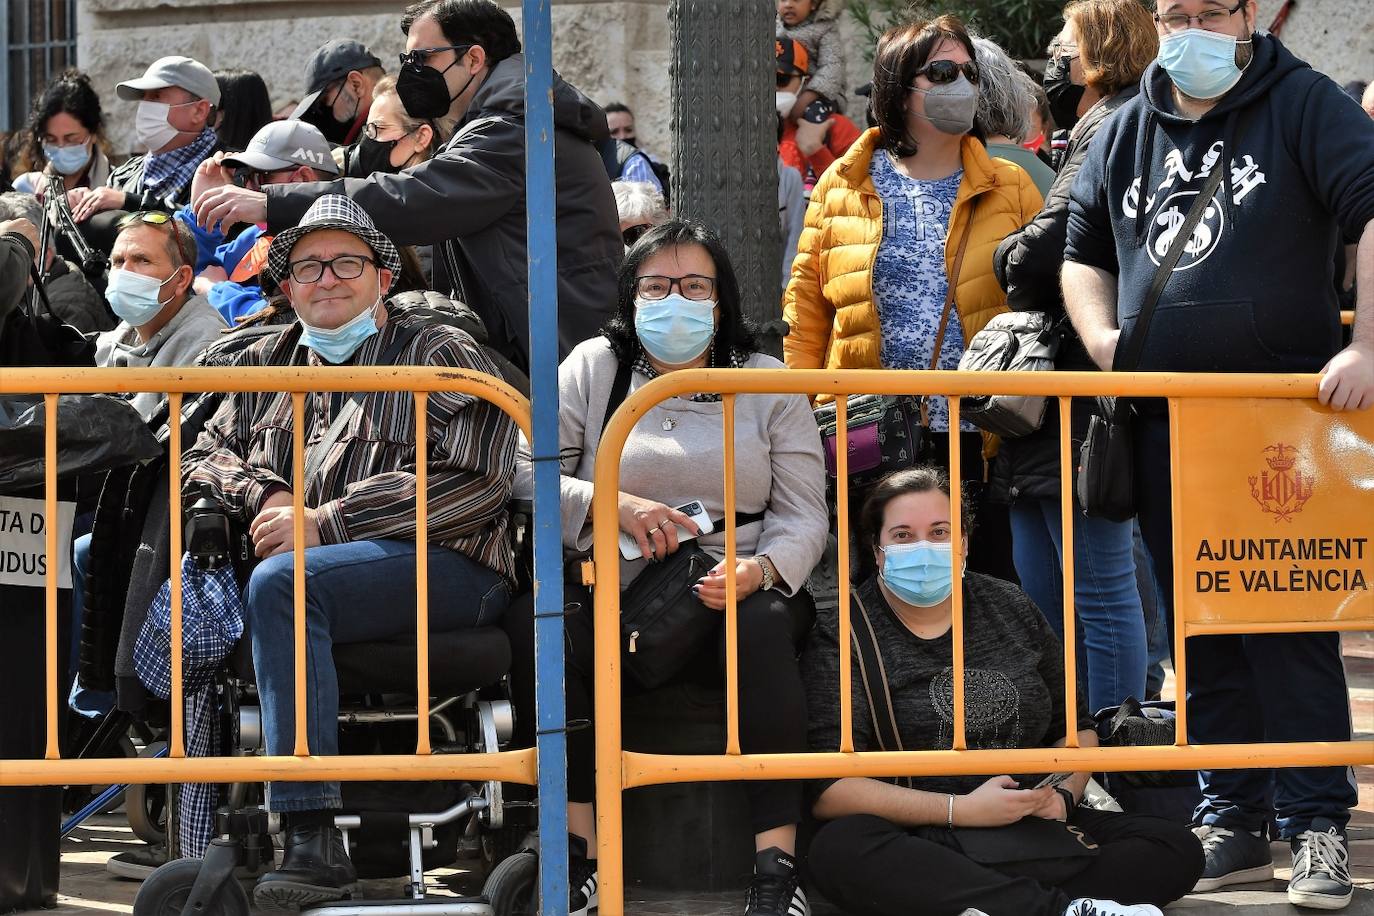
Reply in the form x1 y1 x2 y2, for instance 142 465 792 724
253 821 357 909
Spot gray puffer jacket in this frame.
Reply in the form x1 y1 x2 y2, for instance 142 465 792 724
777 0 848 113
45 258 115 335
265 54 622 374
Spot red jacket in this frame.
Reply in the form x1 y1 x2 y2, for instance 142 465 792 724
778 113 863 191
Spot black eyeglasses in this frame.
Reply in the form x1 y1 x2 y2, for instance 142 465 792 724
362 121 416 142
634 275 716 301
912 59 980 86
398 45 472 74
1155 0 1246 32
621 224 652 247
286 254 377 284
117 210 196 269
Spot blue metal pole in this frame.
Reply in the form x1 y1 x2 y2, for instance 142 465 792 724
522 0 569 910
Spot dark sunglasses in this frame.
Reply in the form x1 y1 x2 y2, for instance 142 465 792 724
913 59 980 86
398 45 472 74
621 223 652 247
776 71 800 88
116 210 196 268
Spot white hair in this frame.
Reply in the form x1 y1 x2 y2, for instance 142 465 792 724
612 180 668 226
0 191 44 226
972 36 1034 143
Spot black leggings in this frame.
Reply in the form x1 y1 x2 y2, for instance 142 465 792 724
808 808 1203 916
505 582 815 835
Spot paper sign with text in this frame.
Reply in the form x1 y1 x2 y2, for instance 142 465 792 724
0 496 76 589
1173 398 1373 629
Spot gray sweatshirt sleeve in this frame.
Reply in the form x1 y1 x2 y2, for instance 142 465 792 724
556 342 601 552
754 389 828 595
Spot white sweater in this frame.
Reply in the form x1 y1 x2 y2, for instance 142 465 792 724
543 336 828 595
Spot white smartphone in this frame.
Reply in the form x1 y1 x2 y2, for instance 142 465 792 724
619 500 715 560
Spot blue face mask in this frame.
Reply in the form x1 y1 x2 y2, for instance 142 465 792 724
1157 28 1250 101
634 294 717 366
881 540 955 607
299 298 381 364
106 268 175 326
43 141 92 176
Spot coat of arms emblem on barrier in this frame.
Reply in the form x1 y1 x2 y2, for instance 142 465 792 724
1248 443 1315 523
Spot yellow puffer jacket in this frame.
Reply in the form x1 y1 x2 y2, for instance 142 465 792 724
783 129 1044 373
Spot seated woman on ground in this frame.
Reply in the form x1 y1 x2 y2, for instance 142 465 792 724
505 219 828 916
802 466 1203 916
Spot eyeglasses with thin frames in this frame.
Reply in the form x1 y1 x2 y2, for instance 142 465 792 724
1154 0 1246 32
634 275 716 301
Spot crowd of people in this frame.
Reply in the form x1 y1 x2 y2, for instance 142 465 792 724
0 0 1370 913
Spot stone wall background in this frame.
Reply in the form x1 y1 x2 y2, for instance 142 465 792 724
78 0 1372 158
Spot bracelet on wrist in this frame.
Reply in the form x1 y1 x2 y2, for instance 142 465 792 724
1055 786 1076 815
947 793 956 829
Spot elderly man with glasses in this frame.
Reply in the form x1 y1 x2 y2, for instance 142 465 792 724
181 193 517 908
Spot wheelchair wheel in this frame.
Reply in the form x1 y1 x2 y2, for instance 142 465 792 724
483 849 536 916
133 858 251 916
126 781 168 846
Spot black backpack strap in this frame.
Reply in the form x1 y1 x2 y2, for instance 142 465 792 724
1114 111 1251 371
849 592 904 753
303 321 426 483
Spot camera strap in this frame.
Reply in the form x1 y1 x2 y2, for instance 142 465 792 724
303 320 426 484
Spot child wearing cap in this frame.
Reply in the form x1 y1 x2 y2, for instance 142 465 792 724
776 0 848 120
777 38 862 197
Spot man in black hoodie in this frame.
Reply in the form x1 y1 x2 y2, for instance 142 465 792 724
1062 1 1373 910
190 0 622 374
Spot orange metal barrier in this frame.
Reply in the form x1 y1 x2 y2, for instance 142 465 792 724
588 368 1374 916
0 366 537 789
1343 310 1355 326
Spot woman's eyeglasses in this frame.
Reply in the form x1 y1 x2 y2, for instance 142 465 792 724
912 59 980 86
362 121 416 142
634 275 716 301
621 224 652 247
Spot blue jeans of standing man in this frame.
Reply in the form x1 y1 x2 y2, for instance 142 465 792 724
1133 409 1357 837
246 539 510 812
1009 498 1147 715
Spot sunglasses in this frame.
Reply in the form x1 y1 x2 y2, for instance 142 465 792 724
398 45 472 74
912 59 980 86
776 71 802 88
117 210 196 269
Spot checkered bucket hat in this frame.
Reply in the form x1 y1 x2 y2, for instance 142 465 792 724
264 194 402 291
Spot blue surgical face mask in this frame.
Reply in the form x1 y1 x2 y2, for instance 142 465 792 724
881 540 955 607
43 141 92 176
1157 28 1250 101
106 267 176 326
299 294 382 364
634 294 717 366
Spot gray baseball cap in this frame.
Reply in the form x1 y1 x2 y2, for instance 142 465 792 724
288 39 383 120
222 120 340 175
116 56 221 105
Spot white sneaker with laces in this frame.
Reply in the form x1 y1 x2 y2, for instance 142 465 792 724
1063 898 1163 916
1288 818 1353 910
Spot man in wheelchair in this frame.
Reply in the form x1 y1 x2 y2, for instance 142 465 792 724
180 194 517 908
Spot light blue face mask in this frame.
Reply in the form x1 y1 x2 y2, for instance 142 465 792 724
1157 28 1250 101
105 268 175 326
299 297 382 364
634 293 717 366
881 540 955 607
43 141 92 176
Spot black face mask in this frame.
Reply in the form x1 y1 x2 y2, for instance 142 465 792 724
309 85 360 145
356 135 406 176
1042 56 1087 131
397 59 475 120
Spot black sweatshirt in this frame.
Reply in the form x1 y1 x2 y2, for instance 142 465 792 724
1065 33 1374 373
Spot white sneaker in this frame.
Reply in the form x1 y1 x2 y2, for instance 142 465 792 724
1064 898 1163 916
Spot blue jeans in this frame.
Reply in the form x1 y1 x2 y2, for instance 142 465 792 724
68 531 115 719
245 539 510 812
1133 410 1357 837
1009 498 1146 715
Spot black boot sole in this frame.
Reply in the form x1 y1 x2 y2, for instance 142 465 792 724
252 879 358 910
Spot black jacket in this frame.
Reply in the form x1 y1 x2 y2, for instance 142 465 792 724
266 54 623 373
989 87 1138 504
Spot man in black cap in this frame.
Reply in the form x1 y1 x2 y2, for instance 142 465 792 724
290 39 387 147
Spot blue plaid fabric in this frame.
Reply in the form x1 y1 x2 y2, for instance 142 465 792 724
134 553 244 857
141 126 217 199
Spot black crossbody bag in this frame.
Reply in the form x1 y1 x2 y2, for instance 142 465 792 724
1077 139 1237 521
598 358 765 689
848 590 1099 883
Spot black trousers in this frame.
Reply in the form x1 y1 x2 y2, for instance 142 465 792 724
808 808 1203 916
505 581 815 834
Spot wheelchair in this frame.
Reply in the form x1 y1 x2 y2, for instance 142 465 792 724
129 500 542 916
